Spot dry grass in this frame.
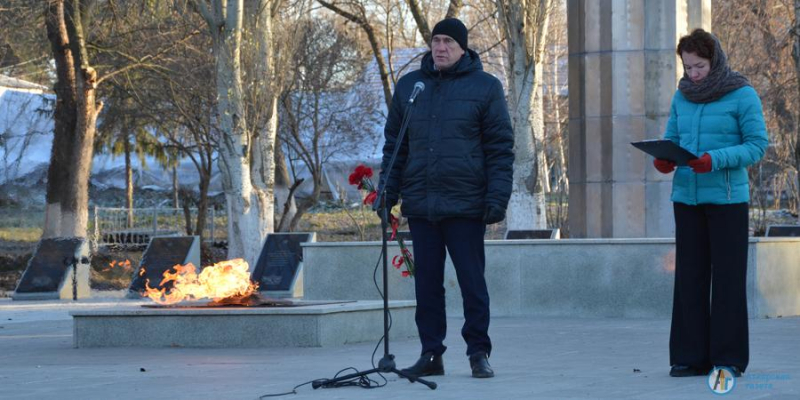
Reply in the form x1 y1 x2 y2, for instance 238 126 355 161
297 207 388 242
297 206 508 240
0 227 43 243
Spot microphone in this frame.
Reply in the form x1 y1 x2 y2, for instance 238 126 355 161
409 81 425 103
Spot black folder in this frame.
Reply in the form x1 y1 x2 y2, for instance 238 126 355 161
630 140 698 166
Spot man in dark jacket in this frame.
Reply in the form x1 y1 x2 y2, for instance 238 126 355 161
377 18 514 379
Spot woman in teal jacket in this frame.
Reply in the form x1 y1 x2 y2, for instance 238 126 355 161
653 29 768 378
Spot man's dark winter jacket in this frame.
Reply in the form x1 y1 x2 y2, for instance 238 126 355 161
379 49 514 221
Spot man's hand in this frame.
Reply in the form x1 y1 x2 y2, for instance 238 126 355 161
375 202 397 220
688 153 712 174
653 158 676 174
484 205 505 225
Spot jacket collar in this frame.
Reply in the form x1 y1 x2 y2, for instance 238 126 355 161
420 48 483 78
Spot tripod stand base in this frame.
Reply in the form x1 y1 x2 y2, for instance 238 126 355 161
312 354 437 390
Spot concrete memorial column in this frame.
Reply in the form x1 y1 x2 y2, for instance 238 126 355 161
567 0 710 238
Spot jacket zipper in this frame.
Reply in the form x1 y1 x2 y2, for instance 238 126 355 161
726 170 731 201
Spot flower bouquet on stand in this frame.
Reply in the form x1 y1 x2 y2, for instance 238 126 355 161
349 164 414 277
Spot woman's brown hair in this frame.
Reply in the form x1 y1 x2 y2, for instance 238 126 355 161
676 28 716 61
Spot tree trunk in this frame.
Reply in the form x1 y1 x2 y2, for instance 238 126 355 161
405 0 464 46
195 0 271 267
534 73 549 195
445 0 464 18
405 0 431 44
59 0 101 238
794 0 800 221
43 0 77 238
125 137 133 228
274 135 296 231
172 165 179 209
288 170 322 231
497 0 552 231
552 48 568 193
194 147 214 239
505 60 546 230
181 190 193 236
195 172 210 240
249 0 277 239
61 70 100 237
43 0 100 238
214 2 259 266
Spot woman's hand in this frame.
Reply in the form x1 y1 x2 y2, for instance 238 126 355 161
653 159 676 174
688 153 712 173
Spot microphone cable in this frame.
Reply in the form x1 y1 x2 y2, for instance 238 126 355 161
257 239 391 397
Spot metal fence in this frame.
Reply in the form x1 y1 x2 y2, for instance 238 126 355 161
0 207 44 229
92 206 226 246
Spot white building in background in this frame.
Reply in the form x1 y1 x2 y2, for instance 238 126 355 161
1 43 567 207
0 75 223 204
0 75 53 185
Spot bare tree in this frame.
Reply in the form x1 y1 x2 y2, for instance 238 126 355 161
42 0 103 238
794 0 800 221
95 90 171 227
242 0 293 234
403 0 464 46
279 18 382 230
317 0 394 109
36 0 198 238
496 0 554 231
542 1 568 233
273 135 297 231
404 0 432 44
190 0 281 265
0 2 51 86
132 28 218 239
714 0 799 227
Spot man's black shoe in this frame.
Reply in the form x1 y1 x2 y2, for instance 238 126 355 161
669 365 710 377
469 351 494 378
400 352 444 377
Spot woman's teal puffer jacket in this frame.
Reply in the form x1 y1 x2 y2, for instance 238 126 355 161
664 86 768 205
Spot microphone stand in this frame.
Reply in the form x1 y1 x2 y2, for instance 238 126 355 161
312 91 436 391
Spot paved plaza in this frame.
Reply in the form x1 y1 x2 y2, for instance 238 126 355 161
0 298 798 400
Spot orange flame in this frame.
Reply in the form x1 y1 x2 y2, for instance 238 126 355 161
102 259 132 272
143 259 259 305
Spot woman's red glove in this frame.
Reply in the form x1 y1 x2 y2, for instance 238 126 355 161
653 158 676 174
688 153 712 173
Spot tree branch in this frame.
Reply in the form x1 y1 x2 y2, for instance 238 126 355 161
95 29 201 85
405 0 431 44
445 0 464 19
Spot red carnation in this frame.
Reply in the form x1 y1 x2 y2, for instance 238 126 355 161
349 164 375 192
348 172 360 185
355 164 373 179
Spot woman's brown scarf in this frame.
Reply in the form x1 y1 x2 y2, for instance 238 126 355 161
678 34 750 104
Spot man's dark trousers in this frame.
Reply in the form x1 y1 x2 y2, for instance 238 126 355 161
670 202 749 371
407 217 491 357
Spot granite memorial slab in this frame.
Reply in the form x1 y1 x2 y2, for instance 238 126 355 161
251 232 315 298
505 229 561 240
766 225 800 237
12 237 91 300
127 236 200 298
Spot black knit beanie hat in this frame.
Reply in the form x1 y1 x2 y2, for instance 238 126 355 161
431 18 468 50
